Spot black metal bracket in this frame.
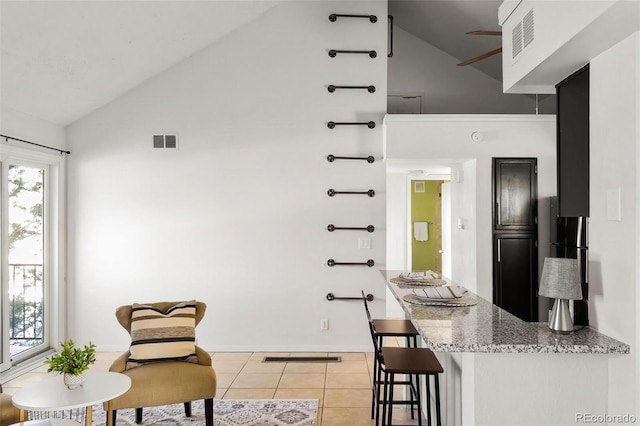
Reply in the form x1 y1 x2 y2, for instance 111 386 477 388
329 13 377 23
327 121 375 129
329 49 377 58
327 189 375 197
328 85 376 93
388 15 394 58
327 224 375 232
327 155 375 163
327 293 374 301
327 259 375 267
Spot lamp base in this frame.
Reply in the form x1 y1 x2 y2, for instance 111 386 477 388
548 299 574 334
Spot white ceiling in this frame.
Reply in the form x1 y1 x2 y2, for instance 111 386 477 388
1 0 503 128
0 0 282 126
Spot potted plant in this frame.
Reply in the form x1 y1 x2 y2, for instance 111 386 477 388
45 339 96 389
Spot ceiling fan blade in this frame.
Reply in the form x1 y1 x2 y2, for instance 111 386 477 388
466 30 502 36
456 48 503 66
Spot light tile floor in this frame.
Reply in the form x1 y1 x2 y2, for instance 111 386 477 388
1 340 425 426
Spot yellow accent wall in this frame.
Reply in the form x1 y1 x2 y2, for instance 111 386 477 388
411 180 444 272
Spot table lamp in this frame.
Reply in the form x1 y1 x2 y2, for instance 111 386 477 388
539 257 583 333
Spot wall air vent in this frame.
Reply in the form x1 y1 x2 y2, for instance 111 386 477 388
512 8 535 61
153 134 178 149
523 9 535 48
512 21 523 59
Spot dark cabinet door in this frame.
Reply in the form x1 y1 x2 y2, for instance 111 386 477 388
493 234 538 322
492 158 538 232
556 64 589 217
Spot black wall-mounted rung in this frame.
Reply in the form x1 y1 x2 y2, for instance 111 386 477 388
327 155 375 163
327 189 375 197
327 293 374 301
327 259 375 267
327 224 375 233
329 13 378 23
327 121 375 129
329 50 377 58
388 15 394 58
328 85 376 93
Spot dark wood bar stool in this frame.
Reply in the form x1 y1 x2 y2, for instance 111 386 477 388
361 291 421 425
380 345 443 426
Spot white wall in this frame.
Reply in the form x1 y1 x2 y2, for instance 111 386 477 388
65 1 387 352
0 106 66 151
388 26 540 114
589 31 639 419
384 115 556 302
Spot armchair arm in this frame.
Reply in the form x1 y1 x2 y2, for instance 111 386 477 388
195 346 212 366
109 351 130 373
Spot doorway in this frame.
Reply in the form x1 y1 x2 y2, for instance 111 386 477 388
410 179 446 273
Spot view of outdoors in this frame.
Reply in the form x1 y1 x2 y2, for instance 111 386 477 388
7 164 45 356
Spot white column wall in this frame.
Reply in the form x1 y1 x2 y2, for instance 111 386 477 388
589 31 640 420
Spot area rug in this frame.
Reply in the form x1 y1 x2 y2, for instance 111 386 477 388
90 399 318 426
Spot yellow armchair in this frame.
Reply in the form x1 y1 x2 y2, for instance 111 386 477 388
0 384 21 426
104 301 216 426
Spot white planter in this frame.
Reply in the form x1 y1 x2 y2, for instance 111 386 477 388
63 372 85 390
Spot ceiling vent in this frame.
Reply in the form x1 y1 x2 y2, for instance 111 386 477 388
153 134 178 149
512 8 535 60
523 9 535 48
512 22 523 58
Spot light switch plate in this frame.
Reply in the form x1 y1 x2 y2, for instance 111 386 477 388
358 238 371 249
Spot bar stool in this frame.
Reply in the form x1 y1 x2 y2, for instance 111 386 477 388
361 291 420 424
380 344 443 426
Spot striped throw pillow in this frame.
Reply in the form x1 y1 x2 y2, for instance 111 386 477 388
126 301 198 369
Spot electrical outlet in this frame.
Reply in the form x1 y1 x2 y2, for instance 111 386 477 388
320 319 329 330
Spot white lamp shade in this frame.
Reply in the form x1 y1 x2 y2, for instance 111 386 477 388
539 257 583 300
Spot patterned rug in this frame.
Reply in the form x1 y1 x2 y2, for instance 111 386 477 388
90 399 318 426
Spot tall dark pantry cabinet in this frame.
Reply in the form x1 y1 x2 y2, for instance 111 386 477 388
492 158 539 322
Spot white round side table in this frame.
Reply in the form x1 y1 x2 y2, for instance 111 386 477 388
11 371 131 426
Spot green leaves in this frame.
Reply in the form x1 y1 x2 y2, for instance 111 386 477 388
45 339 96 376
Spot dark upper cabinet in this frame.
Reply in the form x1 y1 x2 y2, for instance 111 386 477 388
557 64 589 217
492 158 538 232
493 233 538 322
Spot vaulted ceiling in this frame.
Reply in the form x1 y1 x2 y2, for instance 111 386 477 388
389 0 503 81
0 1 283 126
1 0 503 127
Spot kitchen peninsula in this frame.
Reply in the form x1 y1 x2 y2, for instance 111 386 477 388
380 271 630 426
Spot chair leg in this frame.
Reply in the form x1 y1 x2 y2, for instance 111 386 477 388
415 375 422 426
387 373 395 426
184 402 192 417
135 408 143 424
204 398 214 426
109 410 117 426
381 371 389 426
434 375 442 426
375 363 384 426
425 375 432 426
371 353 378 419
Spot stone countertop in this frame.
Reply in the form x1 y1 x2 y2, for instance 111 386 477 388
381 271 630 354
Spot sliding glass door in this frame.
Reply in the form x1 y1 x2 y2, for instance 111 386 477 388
1 146 64 372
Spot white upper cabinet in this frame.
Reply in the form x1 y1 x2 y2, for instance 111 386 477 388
499 0 640 94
